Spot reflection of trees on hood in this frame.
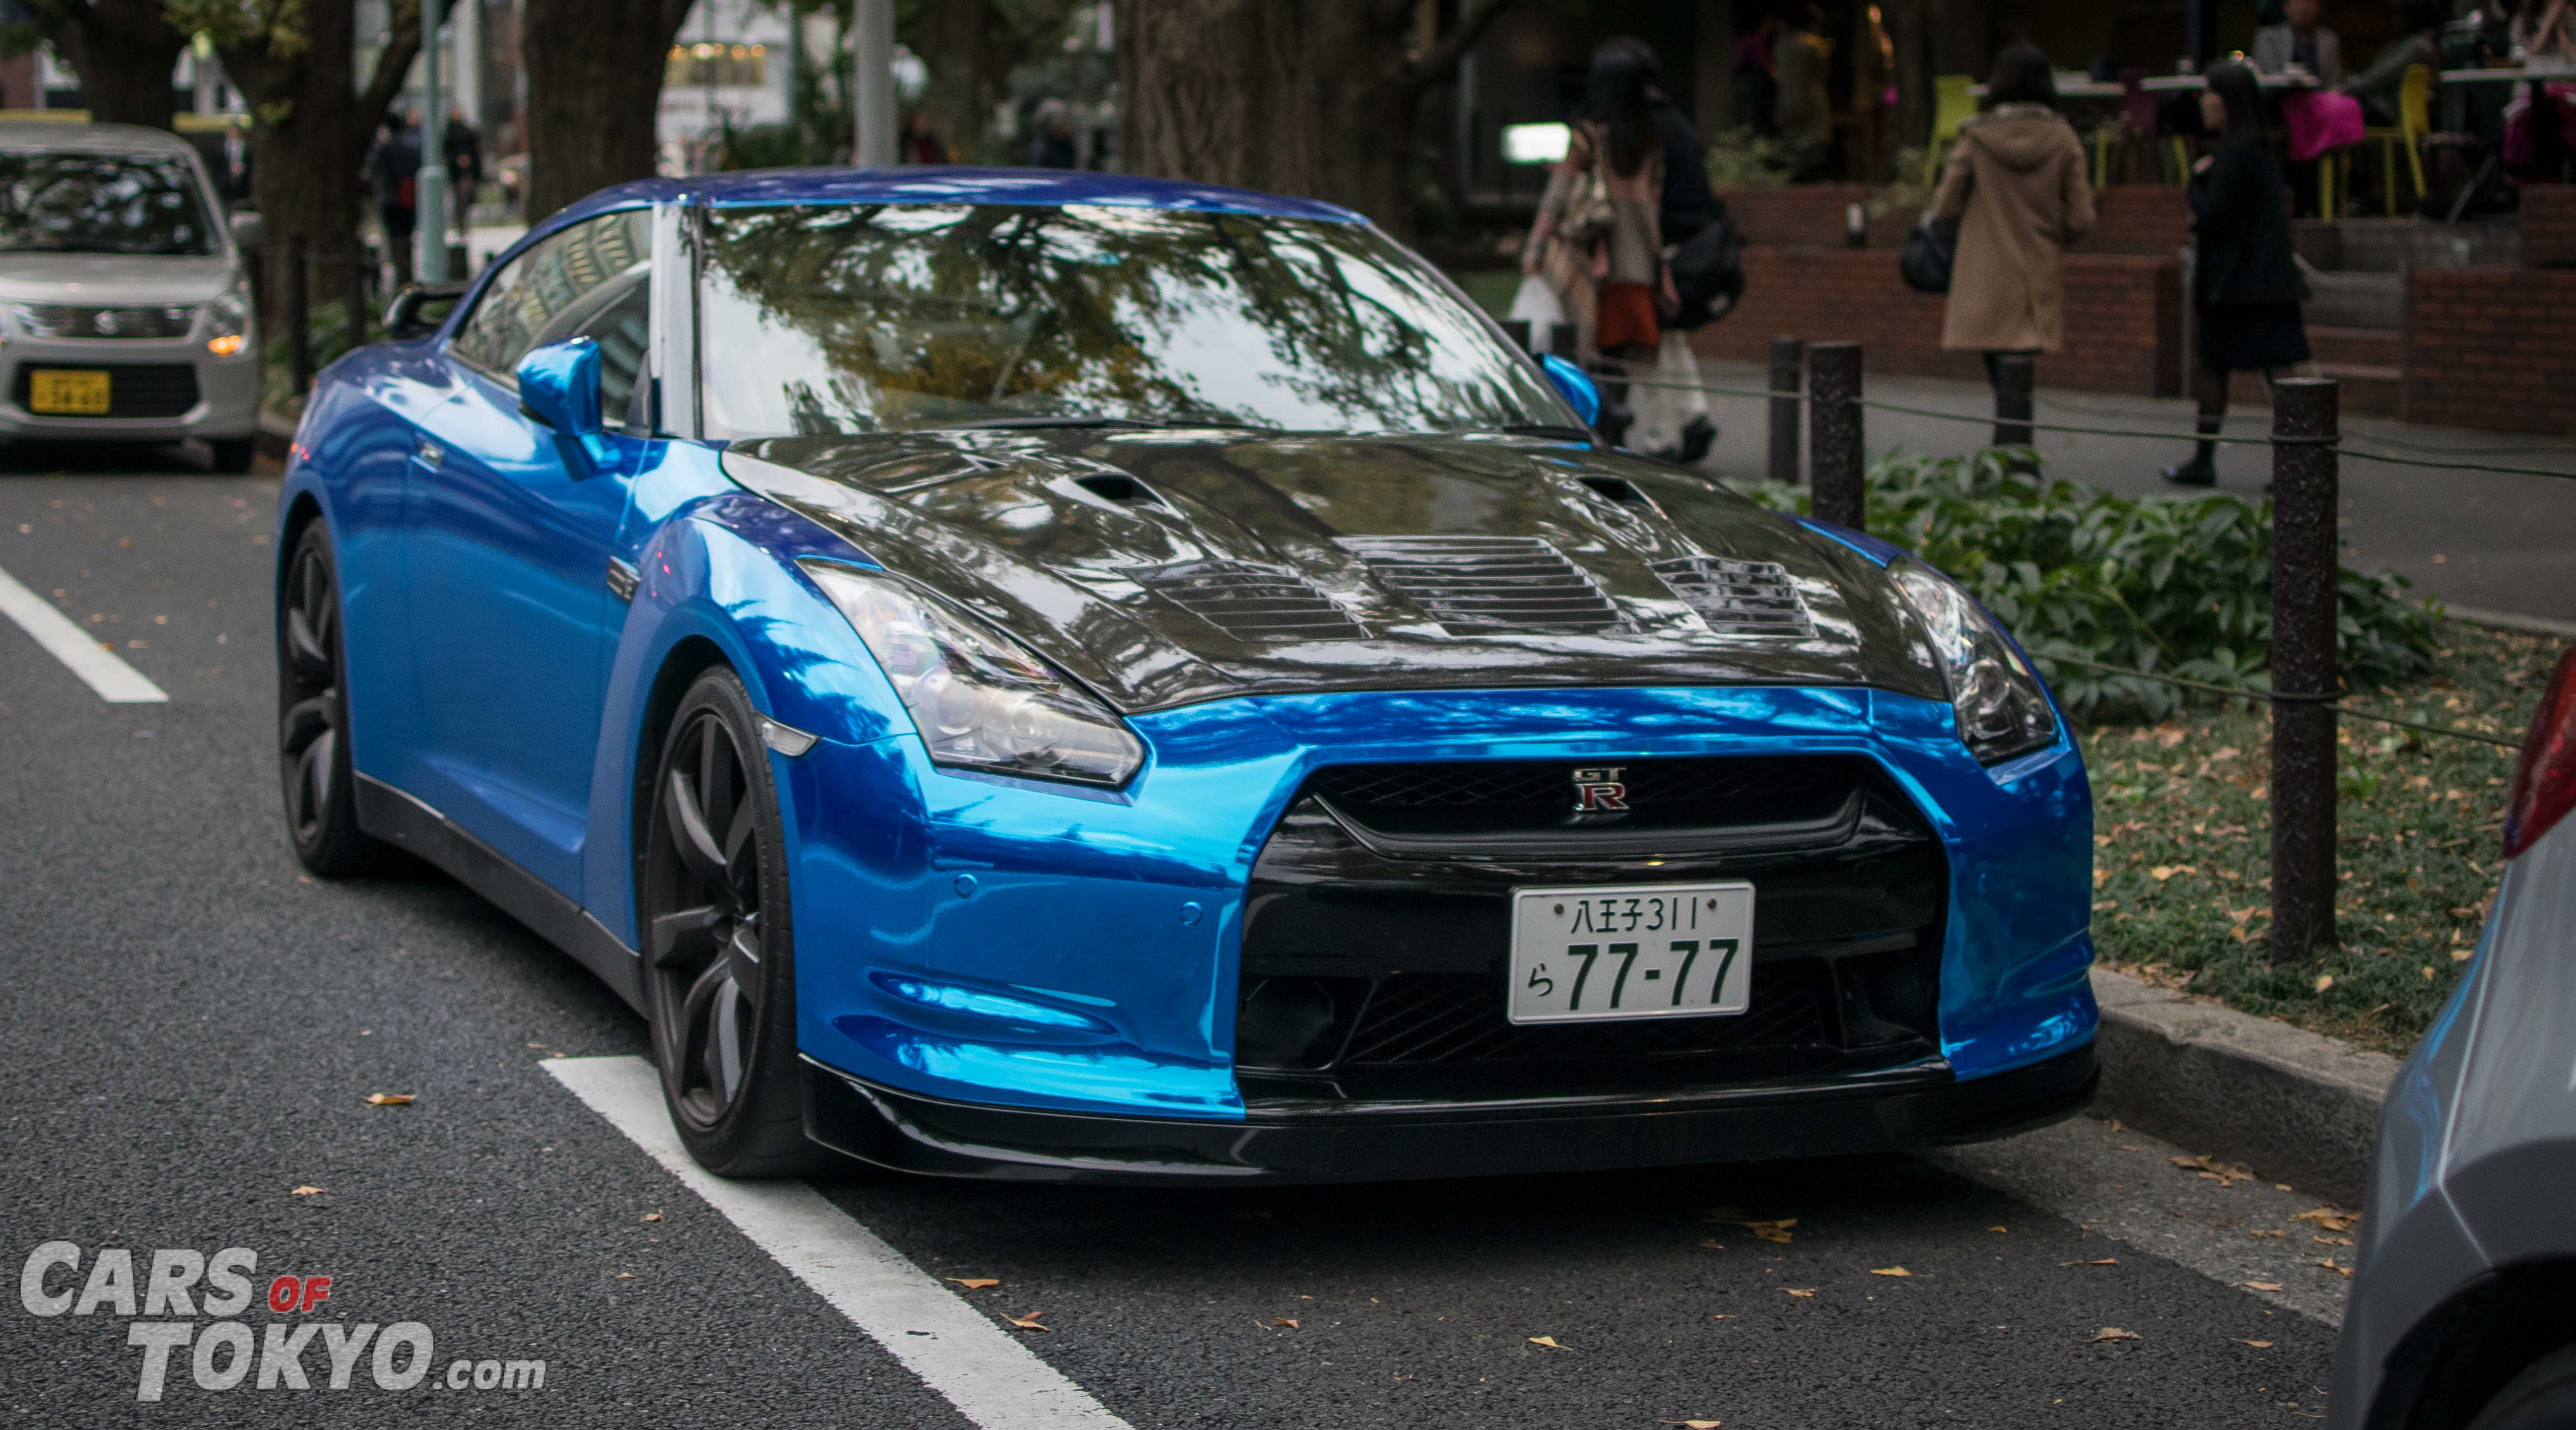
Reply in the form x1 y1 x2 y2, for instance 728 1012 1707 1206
701 204 1535 434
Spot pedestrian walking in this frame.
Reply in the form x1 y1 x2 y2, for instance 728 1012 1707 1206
1591 35 1719 464
370 112 421 290
1773 5 1834 181
900 109 947 164
1928 42 2096 442
1731 14 1782 134
444 105 483 233
1523 54 1674 446
2165 60 2314 487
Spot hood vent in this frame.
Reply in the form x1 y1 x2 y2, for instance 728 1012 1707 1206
1127 559 1365 642
1650 556 1817 637
1335 536 1626 635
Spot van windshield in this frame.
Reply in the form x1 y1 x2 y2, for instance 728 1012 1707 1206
0 153 221 256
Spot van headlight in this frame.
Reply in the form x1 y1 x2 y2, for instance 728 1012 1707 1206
1891 559 2060 765
205 283 253 357
800 561 1144 787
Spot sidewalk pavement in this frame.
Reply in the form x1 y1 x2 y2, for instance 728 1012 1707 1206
1688 358 2576 627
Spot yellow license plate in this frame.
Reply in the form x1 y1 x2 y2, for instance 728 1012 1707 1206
29 370 111 415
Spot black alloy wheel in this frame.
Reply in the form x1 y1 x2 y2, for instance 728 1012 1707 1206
640 669 822 1176
277 524 381 876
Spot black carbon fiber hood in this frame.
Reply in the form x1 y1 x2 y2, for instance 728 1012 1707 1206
723 428 1945 714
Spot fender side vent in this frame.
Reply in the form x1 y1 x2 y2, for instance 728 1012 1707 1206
1336 535 1625 635
1650 556 1817 637
1074 473 1165 505
1127 560 1366 641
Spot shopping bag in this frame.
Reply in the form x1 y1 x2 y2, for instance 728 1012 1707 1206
1508 273 1567 333
1627 331 1710 460
2280 90 2363 161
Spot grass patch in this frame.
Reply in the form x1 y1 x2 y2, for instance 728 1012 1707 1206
2087 618 2557 1054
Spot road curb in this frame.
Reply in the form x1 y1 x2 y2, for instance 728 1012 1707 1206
2088 966 2399 1209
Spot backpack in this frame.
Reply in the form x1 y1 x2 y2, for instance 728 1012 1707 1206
1666 202 1744 331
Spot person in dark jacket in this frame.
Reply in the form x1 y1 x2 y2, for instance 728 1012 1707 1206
370 112 421 289
2166 61 2314 487
1587 35 1718 463
443 106 483 232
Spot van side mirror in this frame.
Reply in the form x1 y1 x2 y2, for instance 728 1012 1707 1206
227 209 262 255
515 338 612 477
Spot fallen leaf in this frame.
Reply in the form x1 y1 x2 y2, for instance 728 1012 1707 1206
1004 1312 1049 1332
2170 1153 2255 1187
363 1093 414 1106
1868 1267 1912 1277
2083 1327 2141 1343
2250 1229 2287 1239
1782 1288 1816 1298
1527 1335 1567 1350
2313 1235 2354 1247
2235 1339 2274 1349
2243 1282 2285 1292
290 1186 323 1196
1708 1314 1731 1321
1697 1240 1726 1250
1987 1225 2009 1233
2291 1207 2358 1233
1657 1422 1723 1428
2059 1258 2119 1267
641 1212 663 1223
2313 973 2335 992
1272 1318 1300 1329
946 1278 1001 1290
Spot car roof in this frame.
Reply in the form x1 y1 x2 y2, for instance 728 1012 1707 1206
0 120 202 158
549 165 1366 229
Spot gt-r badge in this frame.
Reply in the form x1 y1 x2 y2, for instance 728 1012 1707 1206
1570 766 1628 813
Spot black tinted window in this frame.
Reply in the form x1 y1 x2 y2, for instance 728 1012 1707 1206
0 152 219 256
695 204 1564 437
450 209 649 383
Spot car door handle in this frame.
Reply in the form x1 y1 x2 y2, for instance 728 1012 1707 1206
415 438 443 468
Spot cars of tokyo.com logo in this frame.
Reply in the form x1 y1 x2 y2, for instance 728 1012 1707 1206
19 1241 546 1401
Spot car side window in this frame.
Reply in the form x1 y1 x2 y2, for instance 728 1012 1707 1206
448 209 651 400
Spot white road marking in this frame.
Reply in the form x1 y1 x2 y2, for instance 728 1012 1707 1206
0 559 168 703
543 1055 1130 1430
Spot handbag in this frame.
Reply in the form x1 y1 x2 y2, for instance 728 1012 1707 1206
1556 123 1618 247
1899 219 1955 294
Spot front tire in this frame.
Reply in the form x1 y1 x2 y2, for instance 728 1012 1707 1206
277 523 384 877
209 438 256 474
640 669 822 1177
2469 1344 2576 1430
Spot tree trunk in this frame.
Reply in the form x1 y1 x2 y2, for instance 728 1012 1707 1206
213 0 419 334
521 0 691 223
1122 0 1493 241
41 0 187 130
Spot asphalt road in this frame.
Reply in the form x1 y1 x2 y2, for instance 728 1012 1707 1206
2 445 2362 1428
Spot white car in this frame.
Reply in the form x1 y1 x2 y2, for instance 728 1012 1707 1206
0 121 259 471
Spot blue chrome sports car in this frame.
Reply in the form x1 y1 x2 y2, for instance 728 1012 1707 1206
276 168 2098 1181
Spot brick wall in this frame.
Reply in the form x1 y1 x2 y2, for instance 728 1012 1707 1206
2524 187 2576 270
2080 185 2191 258
2403 266 2576 435
1689 248 2183 398
1714 182 2189 258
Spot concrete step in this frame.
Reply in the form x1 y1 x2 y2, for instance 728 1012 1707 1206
2315 362 2404 418
2306 324 2401 370
2303 270 2404 330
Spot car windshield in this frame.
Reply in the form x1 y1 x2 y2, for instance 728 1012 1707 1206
696 203 1570 438
0 152 220 256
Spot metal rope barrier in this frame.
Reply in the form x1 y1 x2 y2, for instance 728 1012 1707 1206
2037 653 2524 749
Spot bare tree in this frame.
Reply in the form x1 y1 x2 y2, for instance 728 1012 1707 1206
1113 0 1521 240
10 0 189 130
172 0 421 329
519 0 694 222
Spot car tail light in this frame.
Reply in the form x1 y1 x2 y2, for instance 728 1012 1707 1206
2505 646 2576 859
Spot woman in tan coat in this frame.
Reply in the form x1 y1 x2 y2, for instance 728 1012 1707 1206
1929 43 2096 424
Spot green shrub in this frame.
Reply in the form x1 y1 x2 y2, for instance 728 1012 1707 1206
1731 448 2441 720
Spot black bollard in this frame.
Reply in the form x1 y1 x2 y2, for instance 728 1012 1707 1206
1548 323 1577 360
1807 342 1865 530
1503 319 1532 352
1993 353 2035 453
2268 378 2340 965
1769 337 1805 486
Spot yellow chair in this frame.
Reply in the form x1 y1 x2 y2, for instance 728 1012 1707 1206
1924 74 1978 185
2360 64 2433 216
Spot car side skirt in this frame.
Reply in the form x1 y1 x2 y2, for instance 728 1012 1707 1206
798 1042 2098 1185
355 774 646 1011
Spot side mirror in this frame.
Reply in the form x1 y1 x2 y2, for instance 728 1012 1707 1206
1539 352 1602 428
227 209 262 255
384 282 469 340
515 338 612 477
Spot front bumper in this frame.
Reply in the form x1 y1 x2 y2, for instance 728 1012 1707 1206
803 1041 2099 1183
0 338 259 441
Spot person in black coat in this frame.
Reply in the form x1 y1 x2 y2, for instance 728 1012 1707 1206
1590 35 1719 465
2165 61 2314 487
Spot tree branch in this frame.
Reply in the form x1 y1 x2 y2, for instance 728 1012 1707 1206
354 0 423 137
1403 0 1522 93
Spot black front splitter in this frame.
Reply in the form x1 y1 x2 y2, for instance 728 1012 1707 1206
800 1042 2098 1185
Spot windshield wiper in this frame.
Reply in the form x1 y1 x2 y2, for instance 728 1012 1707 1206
932 415 1271 433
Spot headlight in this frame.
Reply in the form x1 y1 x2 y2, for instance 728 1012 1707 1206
1891 560 2060 765
800 561 1144 787
205 282 253 357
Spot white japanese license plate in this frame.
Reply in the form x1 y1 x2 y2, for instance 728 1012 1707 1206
1507 882 1755 1025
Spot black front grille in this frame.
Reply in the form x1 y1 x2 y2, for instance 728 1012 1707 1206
1309 753 1869 840
1128 559 1365 641
1336 535 1625 634
1338 963 1831 1067
11 303 198 339
12 363 202 419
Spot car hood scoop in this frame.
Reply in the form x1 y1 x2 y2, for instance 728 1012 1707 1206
723 429 1940 714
